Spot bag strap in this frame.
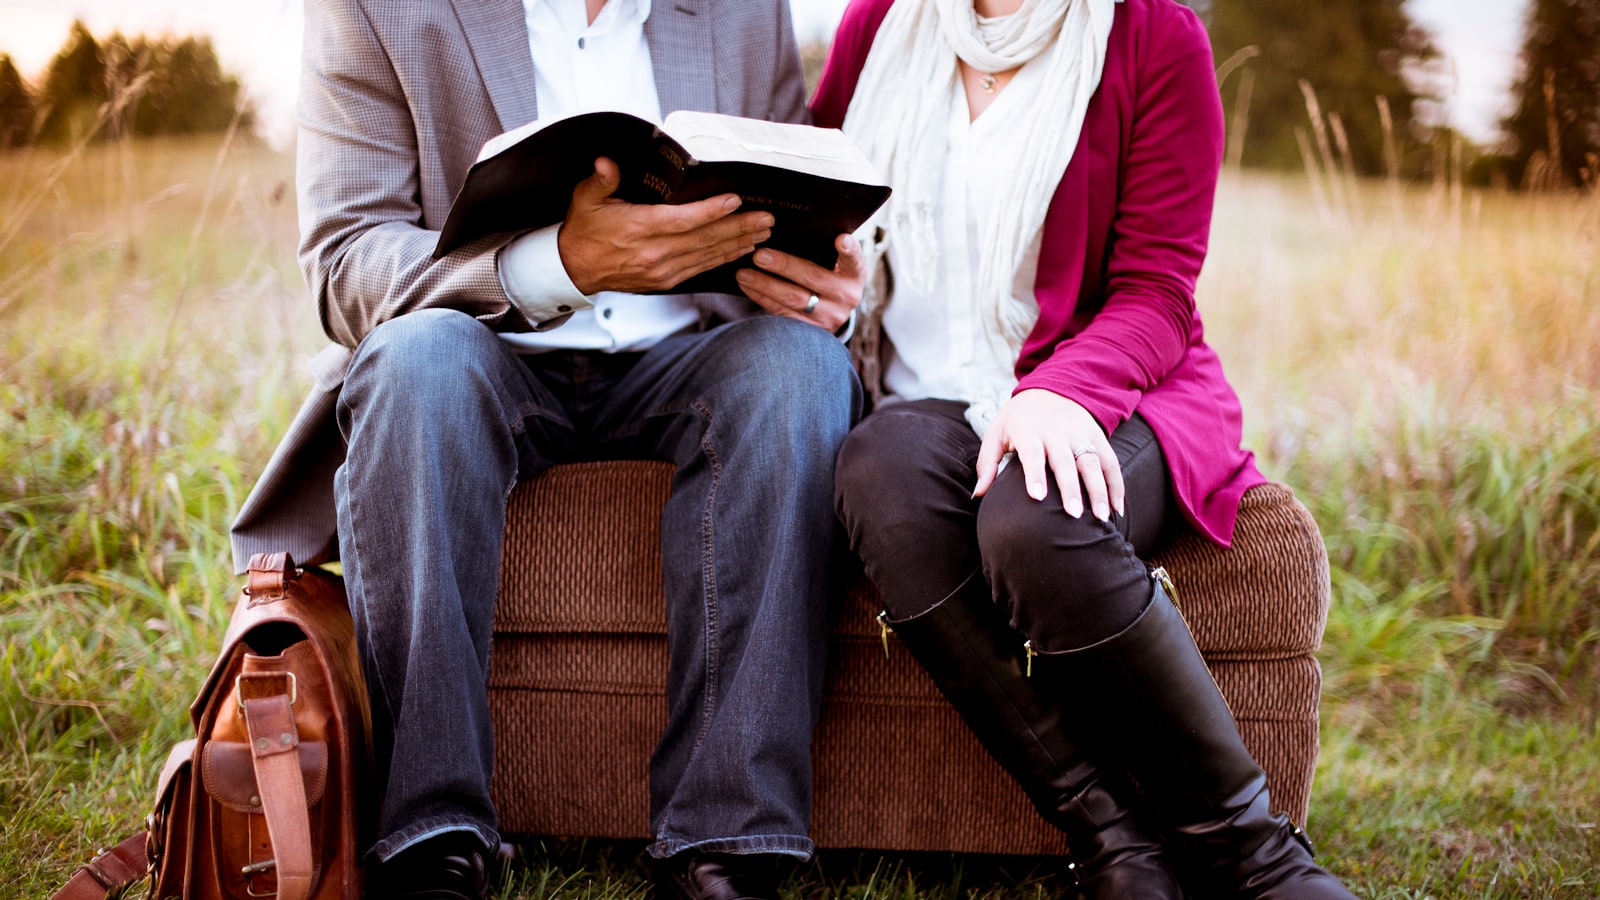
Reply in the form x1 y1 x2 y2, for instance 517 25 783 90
247 550 297 600
242 692 315 900
51 738 197 900
49 834 148 900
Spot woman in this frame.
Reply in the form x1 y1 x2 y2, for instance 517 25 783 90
814 0 1359 897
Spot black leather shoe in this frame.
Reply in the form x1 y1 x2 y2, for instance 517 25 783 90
364 832 490 900
651 852 781 900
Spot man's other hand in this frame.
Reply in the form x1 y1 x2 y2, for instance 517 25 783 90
734 233 865 333
557 157 773 295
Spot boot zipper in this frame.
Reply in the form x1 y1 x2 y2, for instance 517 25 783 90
1152 564 1235 715
876 610 891 658
1022 571 1176 678
1151 565 1180 608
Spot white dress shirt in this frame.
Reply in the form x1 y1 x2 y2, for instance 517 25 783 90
496 0 702 353
881 61 1045 406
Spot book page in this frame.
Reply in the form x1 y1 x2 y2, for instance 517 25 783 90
477 117 547 162
661 110 885 186
476 108 663 162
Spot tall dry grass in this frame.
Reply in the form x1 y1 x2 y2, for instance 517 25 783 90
1203 169 1600 703
2 133 1597 894
1 136 317 890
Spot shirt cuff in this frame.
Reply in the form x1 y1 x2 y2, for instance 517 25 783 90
834 307 858 343
497 225 592 330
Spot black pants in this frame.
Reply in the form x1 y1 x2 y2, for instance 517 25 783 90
834 398 1178 651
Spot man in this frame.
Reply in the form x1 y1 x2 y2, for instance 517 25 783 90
230 1 865 898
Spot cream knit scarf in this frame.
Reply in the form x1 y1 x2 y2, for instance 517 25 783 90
841 0 1114 434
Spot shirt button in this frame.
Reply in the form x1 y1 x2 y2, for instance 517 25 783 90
577 37 586 49
601 308 613 319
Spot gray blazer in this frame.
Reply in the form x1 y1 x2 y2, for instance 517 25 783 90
231 0 809 571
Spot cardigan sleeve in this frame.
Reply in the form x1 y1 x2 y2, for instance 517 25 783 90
1013 6 1224 436
809 0 896 128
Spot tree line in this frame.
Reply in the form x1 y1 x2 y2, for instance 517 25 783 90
5 5 1596 191
1199 0 1598 190
0 21 253 150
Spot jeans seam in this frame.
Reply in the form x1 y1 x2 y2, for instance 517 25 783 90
695 396 720 760
649 832 815 860
657 397 722 843
371 817 500 864
340 470 394 765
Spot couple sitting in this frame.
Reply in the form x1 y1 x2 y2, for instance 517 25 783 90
232 0 1357 898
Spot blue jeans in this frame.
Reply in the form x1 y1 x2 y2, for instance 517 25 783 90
334 309 861 863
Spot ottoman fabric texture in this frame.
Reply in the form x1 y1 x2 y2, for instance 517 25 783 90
489 461 1330 853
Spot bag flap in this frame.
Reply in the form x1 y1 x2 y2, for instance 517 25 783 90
200 740 328 813
192 552 357 731
156 738 197 807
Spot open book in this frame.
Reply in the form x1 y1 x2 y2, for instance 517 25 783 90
434 109 891 295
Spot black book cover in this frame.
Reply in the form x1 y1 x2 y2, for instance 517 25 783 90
433 110 891 296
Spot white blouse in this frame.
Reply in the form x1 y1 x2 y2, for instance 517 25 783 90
880 58 1045 407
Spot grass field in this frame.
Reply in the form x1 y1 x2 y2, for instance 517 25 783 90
2 135 1597 898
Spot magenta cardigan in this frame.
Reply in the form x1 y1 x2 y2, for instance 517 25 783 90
811 0 1266 547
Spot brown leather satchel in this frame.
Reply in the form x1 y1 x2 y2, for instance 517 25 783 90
54 552 373 900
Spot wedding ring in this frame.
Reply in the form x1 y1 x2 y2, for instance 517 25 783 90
1072 446 1098 460
803 293 820 316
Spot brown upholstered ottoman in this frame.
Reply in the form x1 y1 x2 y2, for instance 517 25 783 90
488 461 1329 854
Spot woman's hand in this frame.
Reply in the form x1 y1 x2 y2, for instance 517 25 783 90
973 389 1125 520
734 233 865 333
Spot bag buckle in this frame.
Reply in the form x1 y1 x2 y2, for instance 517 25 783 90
243 551 301 605
145 813 162 866
234 672 297 715
244 857 278 896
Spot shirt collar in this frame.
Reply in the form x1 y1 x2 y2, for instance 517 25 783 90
531 0 652 37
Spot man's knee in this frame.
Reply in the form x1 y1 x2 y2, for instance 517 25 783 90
706 317 861 426
346 309 506 402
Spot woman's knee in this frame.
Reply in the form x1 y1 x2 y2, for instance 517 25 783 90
835 402 974 511
836 413 931 524
976 471 1151 648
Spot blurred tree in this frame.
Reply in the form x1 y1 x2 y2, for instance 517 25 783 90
1206 0 1439 177
98 32 145 140
1501 0 1600 190
0 54 35 149
113 34 254 138
37 20 108 144
32 22 254 145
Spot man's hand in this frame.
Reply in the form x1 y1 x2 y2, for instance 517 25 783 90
734 233 865 333
972 389 1125 521
557 157 774 295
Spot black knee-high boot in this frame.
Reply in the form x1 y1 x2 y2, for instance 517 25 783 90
1030 578 1357 899
883 573 1182 899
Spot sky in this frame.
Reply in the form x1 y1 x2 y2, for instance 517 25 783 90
0 0 1529 149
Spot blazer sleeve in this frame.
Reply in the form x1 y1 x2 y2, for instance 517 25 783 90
1014 6 1224 434
296 0 532 349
